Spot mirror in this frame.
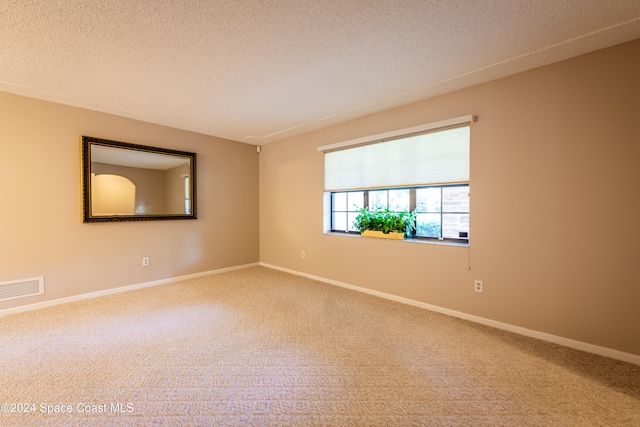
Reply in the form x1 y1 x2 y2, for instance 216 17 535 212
82 136 197 222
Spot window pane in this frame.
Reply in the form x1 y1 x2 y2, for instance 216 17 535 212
416 187 441 212
369 190 388 210
443 214 469 239
443 186 469 212
333 192 347 211
389 189 410 211
347 212 359 231
348 191 364 210
416 213 441 238
333 212 347 231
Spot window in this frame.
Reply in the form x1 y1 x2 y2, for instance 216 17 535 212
320 115 473 244
331 191 363 232
330 185 469 243
415 185 469 240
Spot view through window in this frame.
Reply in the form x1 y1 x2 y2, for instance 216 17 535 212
331 185 469 242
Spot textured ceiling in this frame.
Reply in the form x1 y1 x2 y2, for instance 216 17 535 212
1 1 639 144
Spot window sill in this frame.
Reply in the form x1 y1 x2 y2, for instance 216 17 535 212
324 231 469 247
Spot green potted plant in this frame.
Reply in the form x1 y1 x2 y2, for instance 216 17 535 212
353 207 417 240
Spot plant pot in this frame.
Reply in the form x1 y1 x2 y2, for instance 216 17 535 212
361 230 405 240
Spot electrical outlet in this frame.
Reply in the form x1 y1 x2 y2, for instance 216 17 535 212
142 257 150 267
474 280 483 293
301 250 306 259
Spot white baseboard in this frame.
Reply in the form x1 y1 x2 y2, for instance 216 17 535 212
0 263 259 318
260 262 640 366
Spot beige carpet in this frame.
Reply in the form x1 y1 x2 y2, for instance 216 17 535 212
0 266 638 426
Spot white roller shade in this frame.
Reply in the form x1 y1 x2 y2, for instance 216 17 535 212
324 125 470 192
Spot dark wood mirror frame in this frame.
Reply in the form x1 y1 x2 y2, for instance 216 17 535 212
82 136 197 223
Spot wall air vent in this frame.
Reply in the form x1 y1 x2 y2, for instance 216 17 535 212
0 277 44 302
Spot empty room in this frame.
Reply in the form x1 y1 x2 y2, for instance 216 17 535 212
1 1 639 426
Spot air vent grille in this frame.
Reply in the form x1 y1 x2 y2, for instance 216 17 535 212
0 277 44 302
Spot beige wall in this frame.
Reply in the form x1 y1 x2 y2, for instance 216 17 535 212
259 39 640 356
0 92 259 310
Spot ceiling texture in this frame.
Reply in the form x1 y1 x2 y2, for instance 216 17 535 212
1 1 639 145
